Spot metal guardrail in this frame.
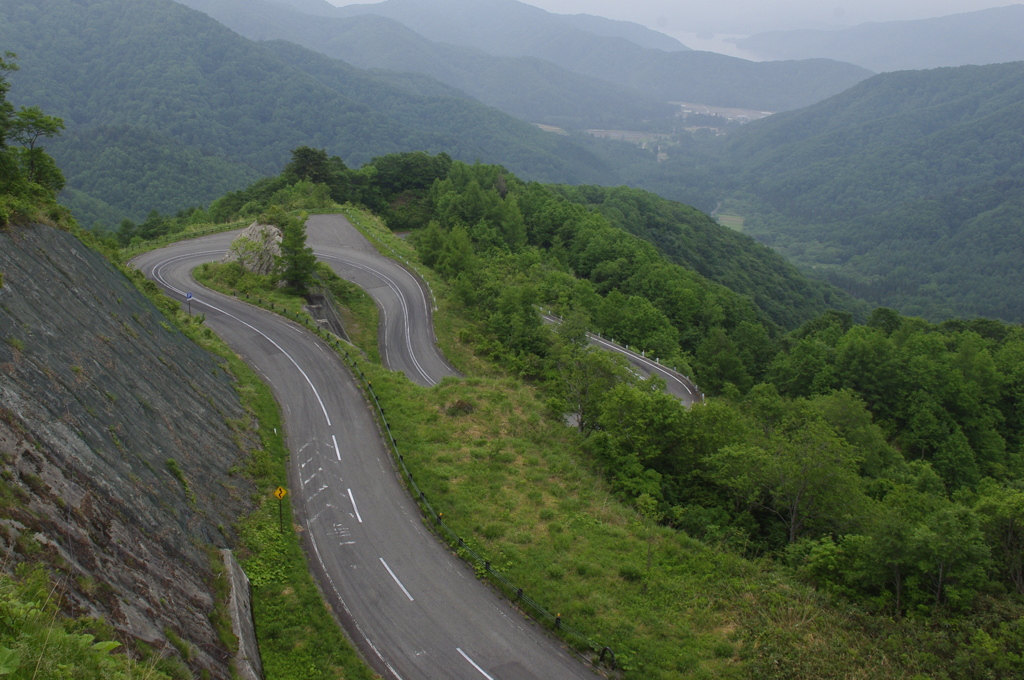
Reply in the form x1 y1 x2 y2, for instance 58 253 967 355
541 310 704 404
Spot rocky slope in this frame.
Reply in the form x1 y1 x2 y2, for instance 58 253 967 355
0 223 257 678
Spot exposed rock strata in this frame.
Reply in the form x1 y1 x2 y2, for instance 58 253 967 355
0 224 257 678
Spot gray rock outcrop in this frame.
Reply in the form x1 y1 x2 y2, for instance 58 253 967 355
222 222 281 275
0 224 258 678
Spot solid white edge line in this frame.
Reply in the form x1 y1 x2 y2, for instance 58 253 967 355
333 435 341 461
319 253 436 386
143 242 418 679
456 648 496 680
348 488 363 523
380 558 414 601
149 250 334 426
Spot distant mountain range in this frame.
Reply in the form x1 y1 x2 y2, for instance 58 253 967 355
737 4 1024 72
179 0 678 131
8 0 1023 324
187 0 871 114
326 0 690 55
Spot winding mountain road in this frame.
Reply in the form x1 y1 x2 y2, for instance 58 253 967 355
541 314 703 408
132 225 596 680
305 214 459 387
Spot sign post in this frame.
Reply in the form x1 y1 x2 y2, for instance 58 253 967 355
186 292 193 316
274 486 287 532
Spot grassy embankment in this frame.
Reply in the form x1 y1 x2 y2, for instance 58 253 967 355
188 206 933 679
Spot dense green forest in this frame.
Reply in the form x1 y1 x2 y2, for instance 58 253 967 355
9 0 1020 329
0 0 651 226
128 149 1024 677
645 61 1024 323
349 155 1024 677
123 146 865 331
0 52 68 226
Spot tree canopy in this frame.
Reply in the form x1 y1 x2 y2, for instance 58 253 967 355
0 53 67 225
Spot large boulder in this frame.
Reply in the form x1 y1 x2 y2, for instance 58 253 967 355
222 222 282 275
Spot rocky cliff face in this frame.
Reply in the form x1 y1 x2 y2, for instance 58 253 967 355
0 223 256 678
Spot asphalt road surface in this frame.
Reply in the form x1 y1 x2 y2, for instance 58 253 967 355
132 235 597 680
306 213 460 387
542 314 703 407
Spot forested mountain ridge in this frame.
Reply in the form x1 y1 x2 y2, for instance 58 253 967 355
546 184 866 329
311 0 875 111
0 0 644 225
650 61 1024 323
721 62 1024 221
738 4 1024 72
177 0 679 131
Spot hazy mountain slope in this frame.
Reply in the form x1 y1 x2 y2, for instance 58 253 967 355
329 0 873 111
178 0 677 130
277 0 688 50
737 5 1024 72
720 63 1024 224
1 0 636 225
548 183 868 328
693 62 1024 321
332 0 687 54
555 12 687 52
